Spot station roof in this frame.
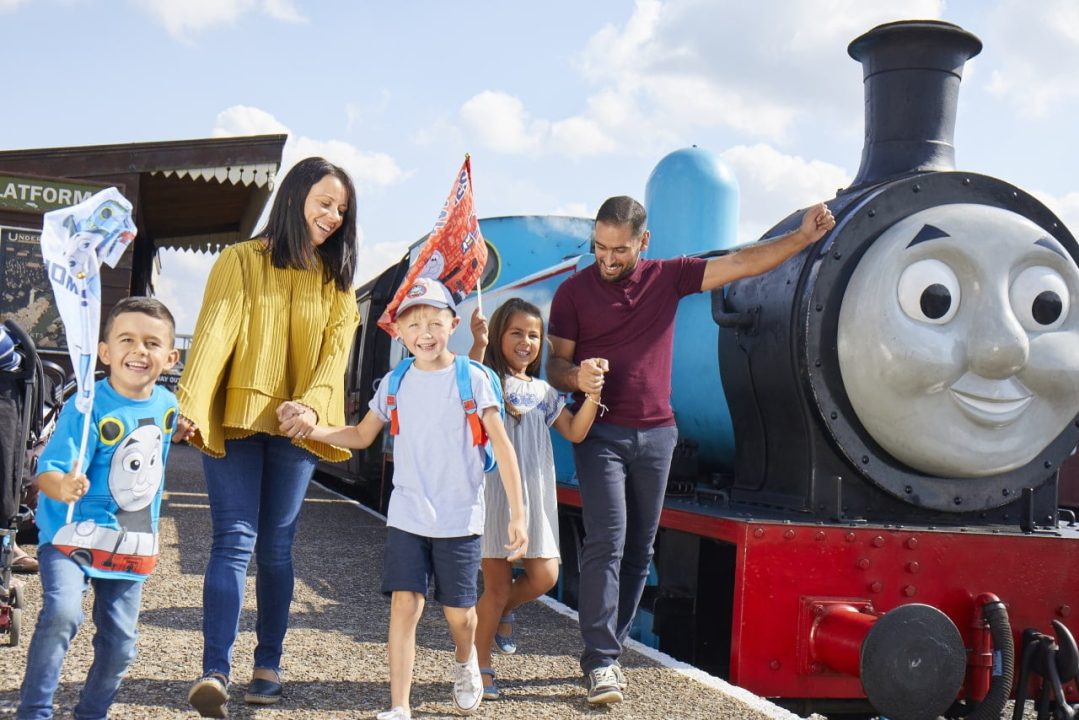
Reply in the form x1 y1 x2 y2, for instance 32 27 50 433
0 133 287 253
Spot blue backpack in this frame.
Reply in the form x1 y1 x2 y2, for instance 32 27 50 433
385 354 504 473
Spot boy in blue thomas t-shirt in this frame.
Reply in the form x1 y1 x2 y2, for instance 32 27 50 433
18 296 180 720
293 278 527 720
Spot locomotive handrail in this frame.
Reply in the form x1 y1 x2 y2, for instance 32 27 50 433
710 287 759 333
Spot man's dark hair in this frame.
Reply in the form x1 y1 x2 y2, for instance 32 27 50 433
104 296 176 344
255 156 358 292
595 196 647 238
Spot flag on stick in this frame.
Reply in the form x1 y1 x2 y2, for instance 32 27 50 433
378 156 487 337
40 187 137 521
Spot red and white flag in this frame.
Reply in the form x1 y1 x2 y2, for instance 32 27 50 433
378 156 487 337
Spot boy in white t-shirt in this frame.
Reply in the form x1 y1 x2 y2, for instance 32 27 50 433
289 278 527 720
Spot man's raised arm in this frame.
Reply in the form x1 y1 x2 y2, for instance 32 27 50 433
701 202 836 292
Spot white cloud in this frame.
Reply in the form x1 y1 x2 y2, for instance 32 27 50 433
1032 190 1079 239
550 117 617 156
211 105 289 137
412 115 463 148
721 143 850 243
131 0 305 40
261 0 305 24
458 91 616 158
285 137 407 190
984 0 1079 116
573 0 945 145
0 0 29 12
460 91 548 155
212 105 409 192
354 240 411 287
446 0 945 161
155 249 217 336
551 201 591 218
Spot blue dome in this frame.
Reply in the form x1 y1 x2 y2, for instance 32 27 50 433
644 147 740 258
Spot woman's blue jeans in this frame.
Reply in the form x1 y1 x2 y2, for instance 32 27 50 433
18 544 143 720
201 433 316 678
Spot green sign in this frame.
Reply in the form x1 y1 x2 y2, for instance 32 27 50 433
0 173 104 214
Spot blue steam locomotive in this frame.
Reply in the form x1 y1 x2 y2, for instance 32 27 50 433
319 20 1079 720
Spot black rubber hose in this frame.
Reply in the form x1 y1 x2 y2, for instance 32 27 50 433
968 599 1015 720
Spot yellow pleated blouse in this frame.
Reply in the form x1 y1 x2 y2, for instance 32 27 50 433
176 240 360 462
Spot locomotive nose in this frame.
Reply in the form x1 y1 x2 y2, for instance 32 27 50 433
967 299 1029 379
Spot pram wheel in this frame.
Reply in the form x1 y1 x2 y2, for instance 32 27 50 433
0 584 24 646
8 606 20 646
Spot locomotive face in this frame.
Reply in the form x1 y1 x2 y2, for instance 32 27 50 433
838 203 1079 477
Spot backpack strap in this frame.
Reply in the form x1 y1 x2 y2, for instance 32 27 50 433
454 355 487 448
386 357 415 436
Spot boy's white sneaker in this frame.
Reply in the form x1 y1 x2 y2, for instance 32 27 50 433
451 650 484 715
375 706 411 720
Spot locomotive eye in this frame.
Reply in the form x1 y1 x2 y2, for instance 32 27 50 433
121 451 144 473
1010 265 1069 332
897 259 960 324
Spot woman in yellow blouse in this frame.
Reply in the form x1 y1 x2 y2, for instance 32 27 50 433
177 157 360 718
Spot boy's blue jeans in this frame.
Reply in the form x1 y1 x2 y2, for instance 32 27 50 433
201 433 315 678
17 544 143 720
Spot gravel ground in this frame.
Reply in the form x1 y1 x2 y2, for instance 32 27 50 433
0 444 799 719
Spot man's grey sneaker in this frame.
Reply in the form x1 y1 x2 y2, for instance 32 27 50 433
586 665 624 704
188 673 230 718
451 651 484 714
376 706 411 720
611 663 628 692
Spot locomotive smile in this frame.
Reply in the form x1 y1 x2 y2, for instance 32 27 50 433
948 374 1033 427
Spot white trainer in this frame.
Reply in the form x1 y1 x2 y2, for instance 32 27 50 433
586 665 624 704
451 650 484 714
375 706 411 720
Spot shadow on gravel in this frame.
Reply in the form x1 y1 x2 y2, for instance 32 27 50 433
152 445 587 658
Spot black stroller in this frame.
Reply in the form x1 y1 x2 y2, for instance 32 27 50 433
0 320 66 646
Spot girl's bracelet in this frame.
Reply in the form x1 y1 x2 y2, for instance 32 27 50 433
585 393 608 416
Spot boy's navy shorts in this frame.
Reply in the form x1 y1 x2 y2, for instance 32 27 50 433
382 527 481 608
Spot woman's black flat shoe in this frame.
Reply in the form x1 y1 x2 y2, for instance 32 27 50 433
244 677 283 705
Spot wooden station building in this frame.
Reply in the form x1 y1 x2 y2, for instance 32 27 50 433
0 134 286 355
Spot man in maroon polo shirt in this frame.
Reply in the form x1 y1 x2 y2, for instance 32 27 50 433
547 195 835 704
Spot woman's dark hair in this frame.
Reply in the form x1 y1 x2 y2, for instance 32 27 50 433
483 297 544 420
255 157 358 292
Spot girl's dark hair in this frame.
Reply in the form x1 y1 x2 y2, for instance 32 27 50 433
255 157 358 292
483 297 544 420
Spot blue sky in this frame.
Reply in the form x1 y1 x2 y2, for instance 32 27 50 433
2 0 1076 334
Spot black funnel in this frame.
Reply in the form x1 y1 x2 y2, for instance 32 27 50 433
847 20 982 189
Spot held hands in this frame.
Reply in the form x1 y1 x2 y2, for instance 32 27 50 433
174 414 197 443
577 357 609 396
277 401 317 440
798 202 836 245
505 516 529 562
